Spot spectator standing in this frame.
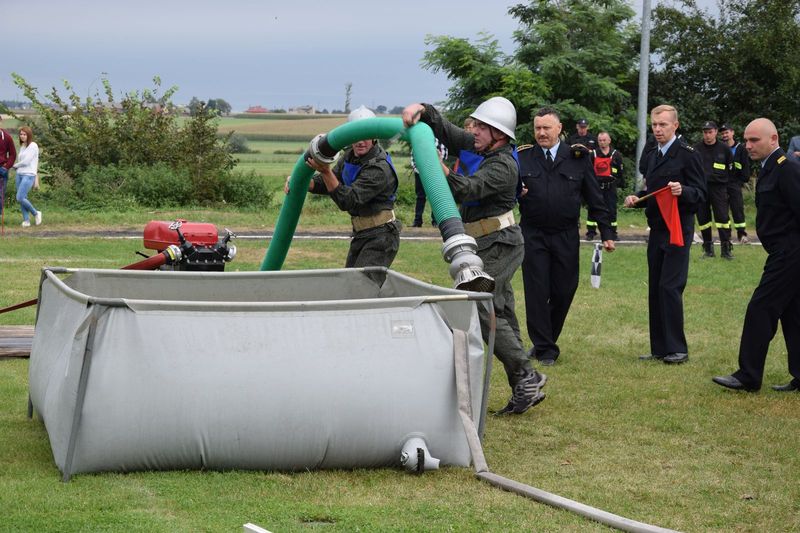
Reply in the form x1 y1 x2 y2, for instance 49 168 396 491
402 98 546 415
585 131 625 241
567 118 597 150
720 124 751 243
712 118 800 392
0 116 16 220
12 126 41 227
695 121 734 259
518 107 615 366
624 105 705 365
787 135 800 162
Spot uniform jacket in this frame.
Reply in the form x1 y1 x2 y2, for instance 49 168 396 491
694 140 732 184
755 148 800 253
637 138 706 229
419 103 523 251
518 142 613 240
310 144 397 217
729 141 751 183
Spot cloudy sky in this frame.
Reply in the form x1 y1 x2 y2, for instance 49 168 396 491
3 0 716 112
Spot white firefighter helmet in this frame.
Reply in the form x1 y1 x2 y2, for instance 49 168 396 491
470 96 517 140
347 105 376 122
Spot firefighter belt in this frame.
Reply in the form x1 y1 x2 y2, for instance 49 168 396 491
464 210 516 238
351 209 396 232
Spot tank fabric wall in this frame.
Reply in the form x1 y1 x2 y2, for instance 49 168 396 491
29 268 490 478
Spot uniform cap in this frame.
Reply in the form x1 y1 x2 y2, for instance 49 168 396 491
577 118 589 126
719 123 731 131
702 121 718 130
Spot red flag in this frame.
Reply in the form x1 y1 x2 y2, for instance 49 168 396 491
653 186 684 246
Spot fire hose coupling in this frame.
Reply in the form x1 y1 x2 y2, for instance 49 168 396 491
308 133 338 165
162 244 183 265
441 234 496 293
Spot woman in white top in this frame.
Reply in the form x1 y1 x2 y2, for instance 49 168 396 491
12 126 41 227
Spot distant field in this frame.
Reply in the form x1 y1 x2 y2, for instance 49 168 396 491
218 116 348 139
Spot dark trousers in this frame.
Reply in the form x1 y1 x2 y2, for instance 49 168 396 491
586 184 618 236
647 225 693 355
346 221 401 269
521 226 579 361
697 182 731 243
413 173 435 226
477 240 531 385
726 181 747 237
733 240 800 389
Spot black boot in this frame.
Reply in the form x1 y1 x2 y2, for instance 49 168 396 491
721 241 734 260
702 242 715 258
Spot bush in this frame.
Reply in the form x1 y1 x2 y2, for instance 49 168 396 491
227 134 256 154
11 74 235 206
221 170 274 208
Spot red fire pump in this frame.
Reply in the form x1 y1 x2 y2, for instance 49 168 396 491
137 219 237 271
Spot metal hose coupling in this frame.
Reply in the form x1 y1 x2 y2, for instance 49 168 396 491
308 133 338 165
441 234 495 293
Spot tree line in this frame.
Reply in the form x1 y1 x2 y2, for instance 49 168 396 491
424 0 800 161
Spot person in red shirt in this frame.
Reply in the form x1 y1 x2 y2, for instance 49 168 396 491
0 115 17 218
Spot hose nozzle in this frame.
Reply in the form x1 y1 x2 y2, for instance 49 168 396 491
442 235 495 293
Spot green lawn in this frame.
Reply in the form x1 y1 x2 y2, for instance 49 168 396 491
1 232 797 532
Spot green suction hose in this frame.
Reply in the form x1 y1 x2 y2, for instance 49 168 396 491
260 117 493 292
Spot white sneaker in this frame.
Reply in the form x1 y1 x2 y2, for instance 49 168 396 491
21 220 30 227
34 211 42 225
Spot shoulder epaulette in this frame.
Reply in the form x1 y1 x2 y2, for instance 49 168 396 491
680 143 695 152
777 155 787 165
517 144 533 152
570 143 591 159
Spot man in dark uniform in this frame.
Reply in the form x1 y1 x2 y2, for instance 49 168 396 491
289 106 401 269
624 104 706 364
713 118 800 392
568 118 597 150
720 124 751 243
402 97 546 415
695 121 735 259
585 131 625 241
518 107 615 366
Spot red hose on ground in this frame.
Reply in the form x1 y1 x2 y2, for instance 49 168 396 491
120 253 168 270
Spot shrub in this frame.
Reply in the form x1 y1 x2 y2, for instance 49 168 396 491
221 170 274 208
227 134 256 154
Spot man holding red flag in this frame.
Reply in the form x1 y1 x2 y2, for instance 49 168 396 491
624 104 705 365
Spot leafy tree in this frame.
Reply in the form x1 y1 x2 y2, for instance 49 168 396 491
422 1 640 148
376 105 388 114
207 98 232 116
650 0 800 140
187 96 203 116
389 106 405 115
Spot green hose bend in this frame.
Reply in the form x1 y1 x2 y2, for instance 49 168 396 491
260 118 462 271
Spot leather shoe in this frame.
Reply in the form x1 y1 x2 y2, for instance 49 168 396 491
772 381 799 392
663 352 688 364
538 358 556 366
638 353 665 361
712 375 759 392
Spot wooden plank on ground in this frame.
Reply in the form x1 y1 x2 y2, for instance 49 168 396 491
0 326 34 358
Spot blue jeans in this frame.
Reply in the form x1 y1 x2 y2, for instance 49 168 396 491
15 173 38 222
0 167 7 215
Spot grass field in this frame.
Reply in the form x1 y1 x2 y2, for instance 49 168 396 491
1 232 797 532
0 114 781 531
